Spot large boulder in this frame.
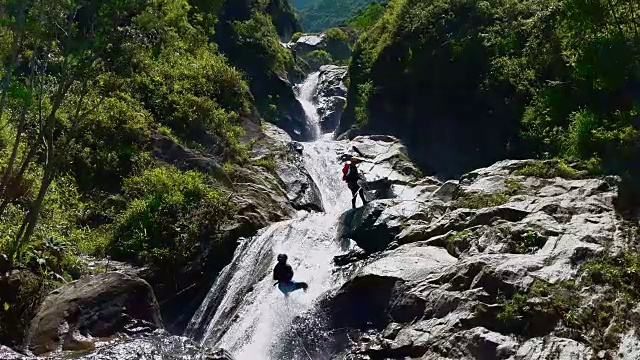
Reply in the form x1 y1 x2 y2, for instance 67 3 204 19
315 65 348 132
26 272 162 355
339 200 397 253
315 65 348 100
283 242 456 358
251 124 324 212
293 34 326 55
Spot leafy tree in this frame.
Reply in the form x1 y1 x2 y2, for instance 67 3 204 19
349 2 387 33
342 0 640 179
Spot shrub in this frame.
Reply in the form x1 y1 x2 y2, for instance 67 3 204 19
506 230 545 254
291 32 303 42
445 229 473 255
325 27 349 43
231 12 295 76
133 47 250 160
514 160 581 179
355 81 374 125
253 156 277 171
110 166 235 268
349 2 387 33
325 27 351 60
454 192 509 209
62 92 152 193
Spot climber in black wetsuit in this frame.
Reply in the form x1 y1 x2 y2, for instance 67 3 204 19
273 254 308 295
344 157 368 209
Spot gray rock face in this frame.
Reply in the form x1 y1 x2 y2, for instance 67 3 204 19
288 157 635 360
296 34 326 50
432 180 460 202
26 272 162 355
205 348 236 360
0 346 28 359
255 123 324 212
315 65 348 132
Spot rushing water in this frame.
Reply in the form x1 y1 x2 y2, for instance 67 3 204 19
185 72 353 359
295 72 322 139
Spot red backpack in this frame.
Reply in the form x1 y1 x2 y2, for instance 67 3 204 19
342 163 349 181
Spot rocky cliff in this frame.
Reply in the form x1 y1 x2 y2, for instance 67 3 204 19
281 157 640 359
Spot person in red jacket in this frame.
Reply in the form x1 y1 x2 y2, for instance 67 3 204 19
343 157 368 209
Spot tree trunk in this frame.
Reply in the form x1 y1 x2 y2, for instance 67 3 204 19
0 104 29 198
0 50 38 219
10 79 72 263
0 142 39 219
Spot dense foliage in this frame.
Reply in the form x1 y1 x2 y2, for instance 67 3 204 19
209 0 302 124
348 2 387 33
0 0 297 342
342 0 640 179
294 0 386 32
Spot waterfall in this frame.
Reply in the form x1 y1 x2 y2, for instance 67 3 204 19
185 72 352 359
294 72 322 140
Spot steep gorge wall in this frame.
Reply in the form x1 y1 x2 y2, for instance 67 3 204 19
338 0 640 181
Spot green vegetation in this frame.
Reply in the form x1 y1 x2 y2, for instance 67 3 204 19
291 32 304 42
496 248 640 351
355 81 375 125
514 160 581 180
294 0 387 32
506 230 545 254
445 229 473 255
349 2 387 33
495 279 581 334
0 0 297 344
454 192 510 210
211 0 301 124
454 178 523 209
0 271 51 347
252 156 278 171
324 27 352 61
514 158 604 179
342 0 640 179
0 0 251 271
110 167 234 268
504 178 523 195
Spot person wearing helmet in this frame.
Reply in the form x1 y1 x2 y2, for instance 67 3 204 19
343 156 368 209
273 254 308 295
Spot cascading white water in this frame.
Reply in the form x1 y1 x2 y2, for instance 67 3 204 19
295 72 322 139
185 72 353 360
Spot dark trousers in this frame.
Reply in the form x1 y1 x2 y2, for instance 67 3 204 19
348 181 367 209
